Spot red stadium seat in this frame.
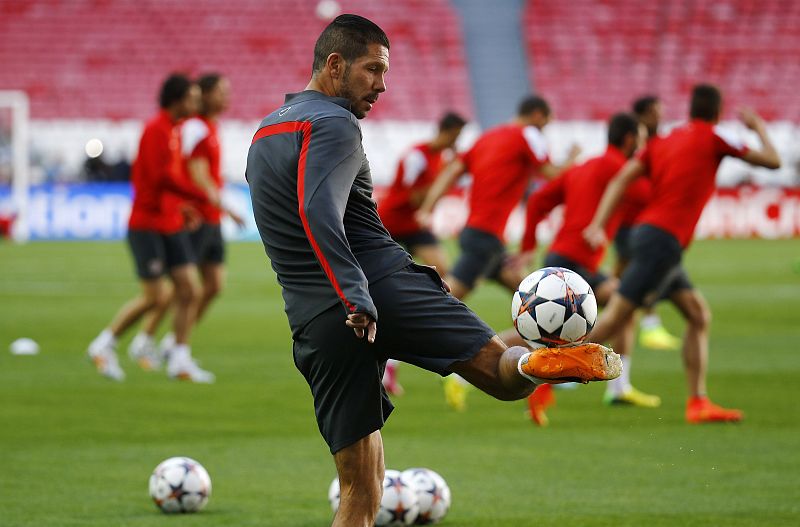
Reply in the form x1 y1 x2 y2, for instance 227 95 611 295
0 0 473 121
523 0 800 121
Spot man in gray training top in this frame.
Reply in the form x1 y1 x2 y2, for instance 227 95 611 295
246 14 621 527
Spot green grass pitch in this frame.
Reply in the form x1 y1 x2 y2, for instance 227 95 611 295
1 239 799 526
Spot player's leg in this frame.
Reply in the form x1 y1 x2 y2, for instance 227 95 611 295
375 265 621 402
588 276 660 408
447 227 505 300
638 305 681 351
194 224 226 323
89 279 169 380
165 263 213 382
127 279 173 370
196 262 224 322
615 226 679 351
293 304 393 525
161 231 213 382
88 230 171 380
332 430 384 527
668 286 742 423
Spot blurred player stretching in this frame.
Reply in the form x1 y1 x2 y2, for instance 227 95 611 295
87 74 219 383
128 73 244 369
584 84 781 423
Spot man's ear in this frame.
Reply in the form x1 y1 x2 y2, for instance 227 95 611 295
327 53 345 79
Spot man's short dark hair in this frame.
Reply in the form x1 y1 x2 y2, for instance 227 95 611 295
518 95 550 118
197 73 222 95
607 113 639 148
632 95 659 117
438 111 467 131
690 84 722 121
312 14 390 74
159 73 193 109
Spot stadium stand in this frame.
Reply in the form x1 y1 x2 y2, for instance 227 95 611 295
0 0 472 120
524 0 800 121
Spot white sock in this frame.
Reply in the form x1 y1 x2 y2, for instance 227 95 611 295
517 352 541 384
640 314 661 330
607 355 632 396
169 344 190 364
132 332 154 346
96 328 117 348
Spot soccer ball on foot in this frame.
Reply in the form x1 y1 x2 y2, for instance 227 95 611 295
401 468 451 524
511 267 597 348
148 456 211 513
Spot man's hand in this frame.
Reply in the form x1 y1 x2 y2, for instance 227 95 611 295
582 224 607 250
566 143 583 161
181 205 202 231
422 265 451 292
226 207 247 228
414 209 433 229
346 313 377 343
738 107 766 132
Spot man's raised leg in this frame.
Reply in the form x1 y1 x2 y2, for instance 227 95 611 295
332 430 384 527
450 336 621 401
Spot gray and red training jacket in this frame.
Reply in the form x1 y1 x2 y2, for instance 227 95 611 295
246 90 411 337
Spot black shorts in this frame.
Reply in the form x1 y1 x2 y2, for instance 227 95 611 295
127 229 195 280
617 224 693 307
392 229 438 251
543 252 609 292
292 263 495 454
450 227 506 289
189 223 225 265
614 225 634 263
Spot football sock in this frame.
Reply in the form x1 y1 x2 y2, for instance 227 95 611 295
97 328 117 348
131 332 154 347
170 344 190 363
517 352 540 384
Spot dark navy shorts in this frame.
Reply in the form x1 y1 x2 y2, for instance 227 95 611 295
451 227 506 289
127 229 195 280
617 224 693 307
189 222 225 265
392 229 439 251
292 263 495 454
614 225 634 263
543 252 609 292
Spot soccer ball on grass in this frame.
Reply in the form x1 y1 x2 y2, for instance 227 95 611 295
148 456 211 513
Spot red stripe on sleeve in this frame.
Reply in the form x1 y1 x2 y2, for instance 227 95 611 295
251 121 357 312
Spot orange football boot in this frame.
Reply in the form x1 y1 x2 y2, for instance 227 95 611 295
518 343 622 384
686 396 743 424
527 383 555 426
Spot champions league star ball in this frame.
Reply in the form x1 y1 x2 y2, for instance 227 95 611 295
401 468 451 524
148 457 212 513
375 469 420 526
511 267 598 348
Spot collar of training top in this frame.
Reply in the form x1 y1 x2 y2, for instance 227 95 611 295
284 90 352 111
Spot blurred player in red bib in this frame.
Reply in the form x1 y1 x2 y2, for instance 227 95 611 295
584 84 781 423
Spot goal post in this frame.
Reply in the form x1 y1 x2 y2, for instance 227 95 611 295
0 90 30 243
